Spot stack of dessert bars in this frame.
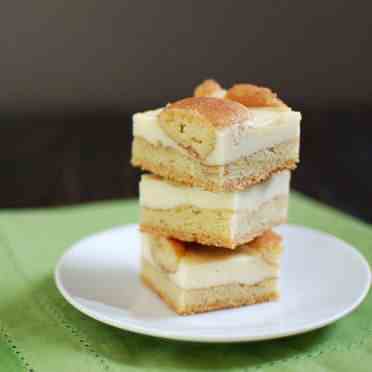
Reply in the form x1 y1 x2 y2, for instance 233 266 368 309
131 80 301 315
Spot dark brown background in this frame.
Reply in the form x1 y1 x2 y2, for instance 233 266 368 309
1 1 372 222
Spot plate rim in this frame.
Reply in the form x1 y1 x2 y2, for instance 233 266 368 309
54 224 371 343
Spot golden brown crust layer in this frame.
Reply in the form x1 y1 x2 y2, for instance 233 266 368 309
140 206 287 250
132 136 299 191
161 97 251 129
240 230 284 266
194 79 225 98
222 162 297 190
133 155 296 193
140 219 286 250
247 230 282 249
147 229 282 252
141 224 234 248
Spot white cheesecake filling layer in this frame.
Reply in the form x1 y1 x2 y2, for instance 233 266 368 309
133 107 301 166
141 234 277 289
231 195 288 239
140 170 290 211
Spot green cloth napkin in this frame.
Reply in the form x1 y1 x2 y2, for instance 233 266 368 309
0 193 371 372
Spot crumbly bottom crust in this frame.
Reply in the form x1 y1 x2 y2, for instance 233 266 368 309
132 136 298 192
140 196 288 249
141 222 282 250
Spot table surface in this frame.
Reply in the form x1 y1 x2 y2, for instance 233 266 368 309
1 193 372 372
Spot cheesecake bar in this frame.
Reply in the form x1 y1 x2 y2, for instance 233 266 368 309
140 171 289 248
131 83 301 192
141 230 283 315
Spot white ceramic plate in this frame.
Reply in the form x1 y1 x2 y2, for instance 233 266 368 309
55 224 371 343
